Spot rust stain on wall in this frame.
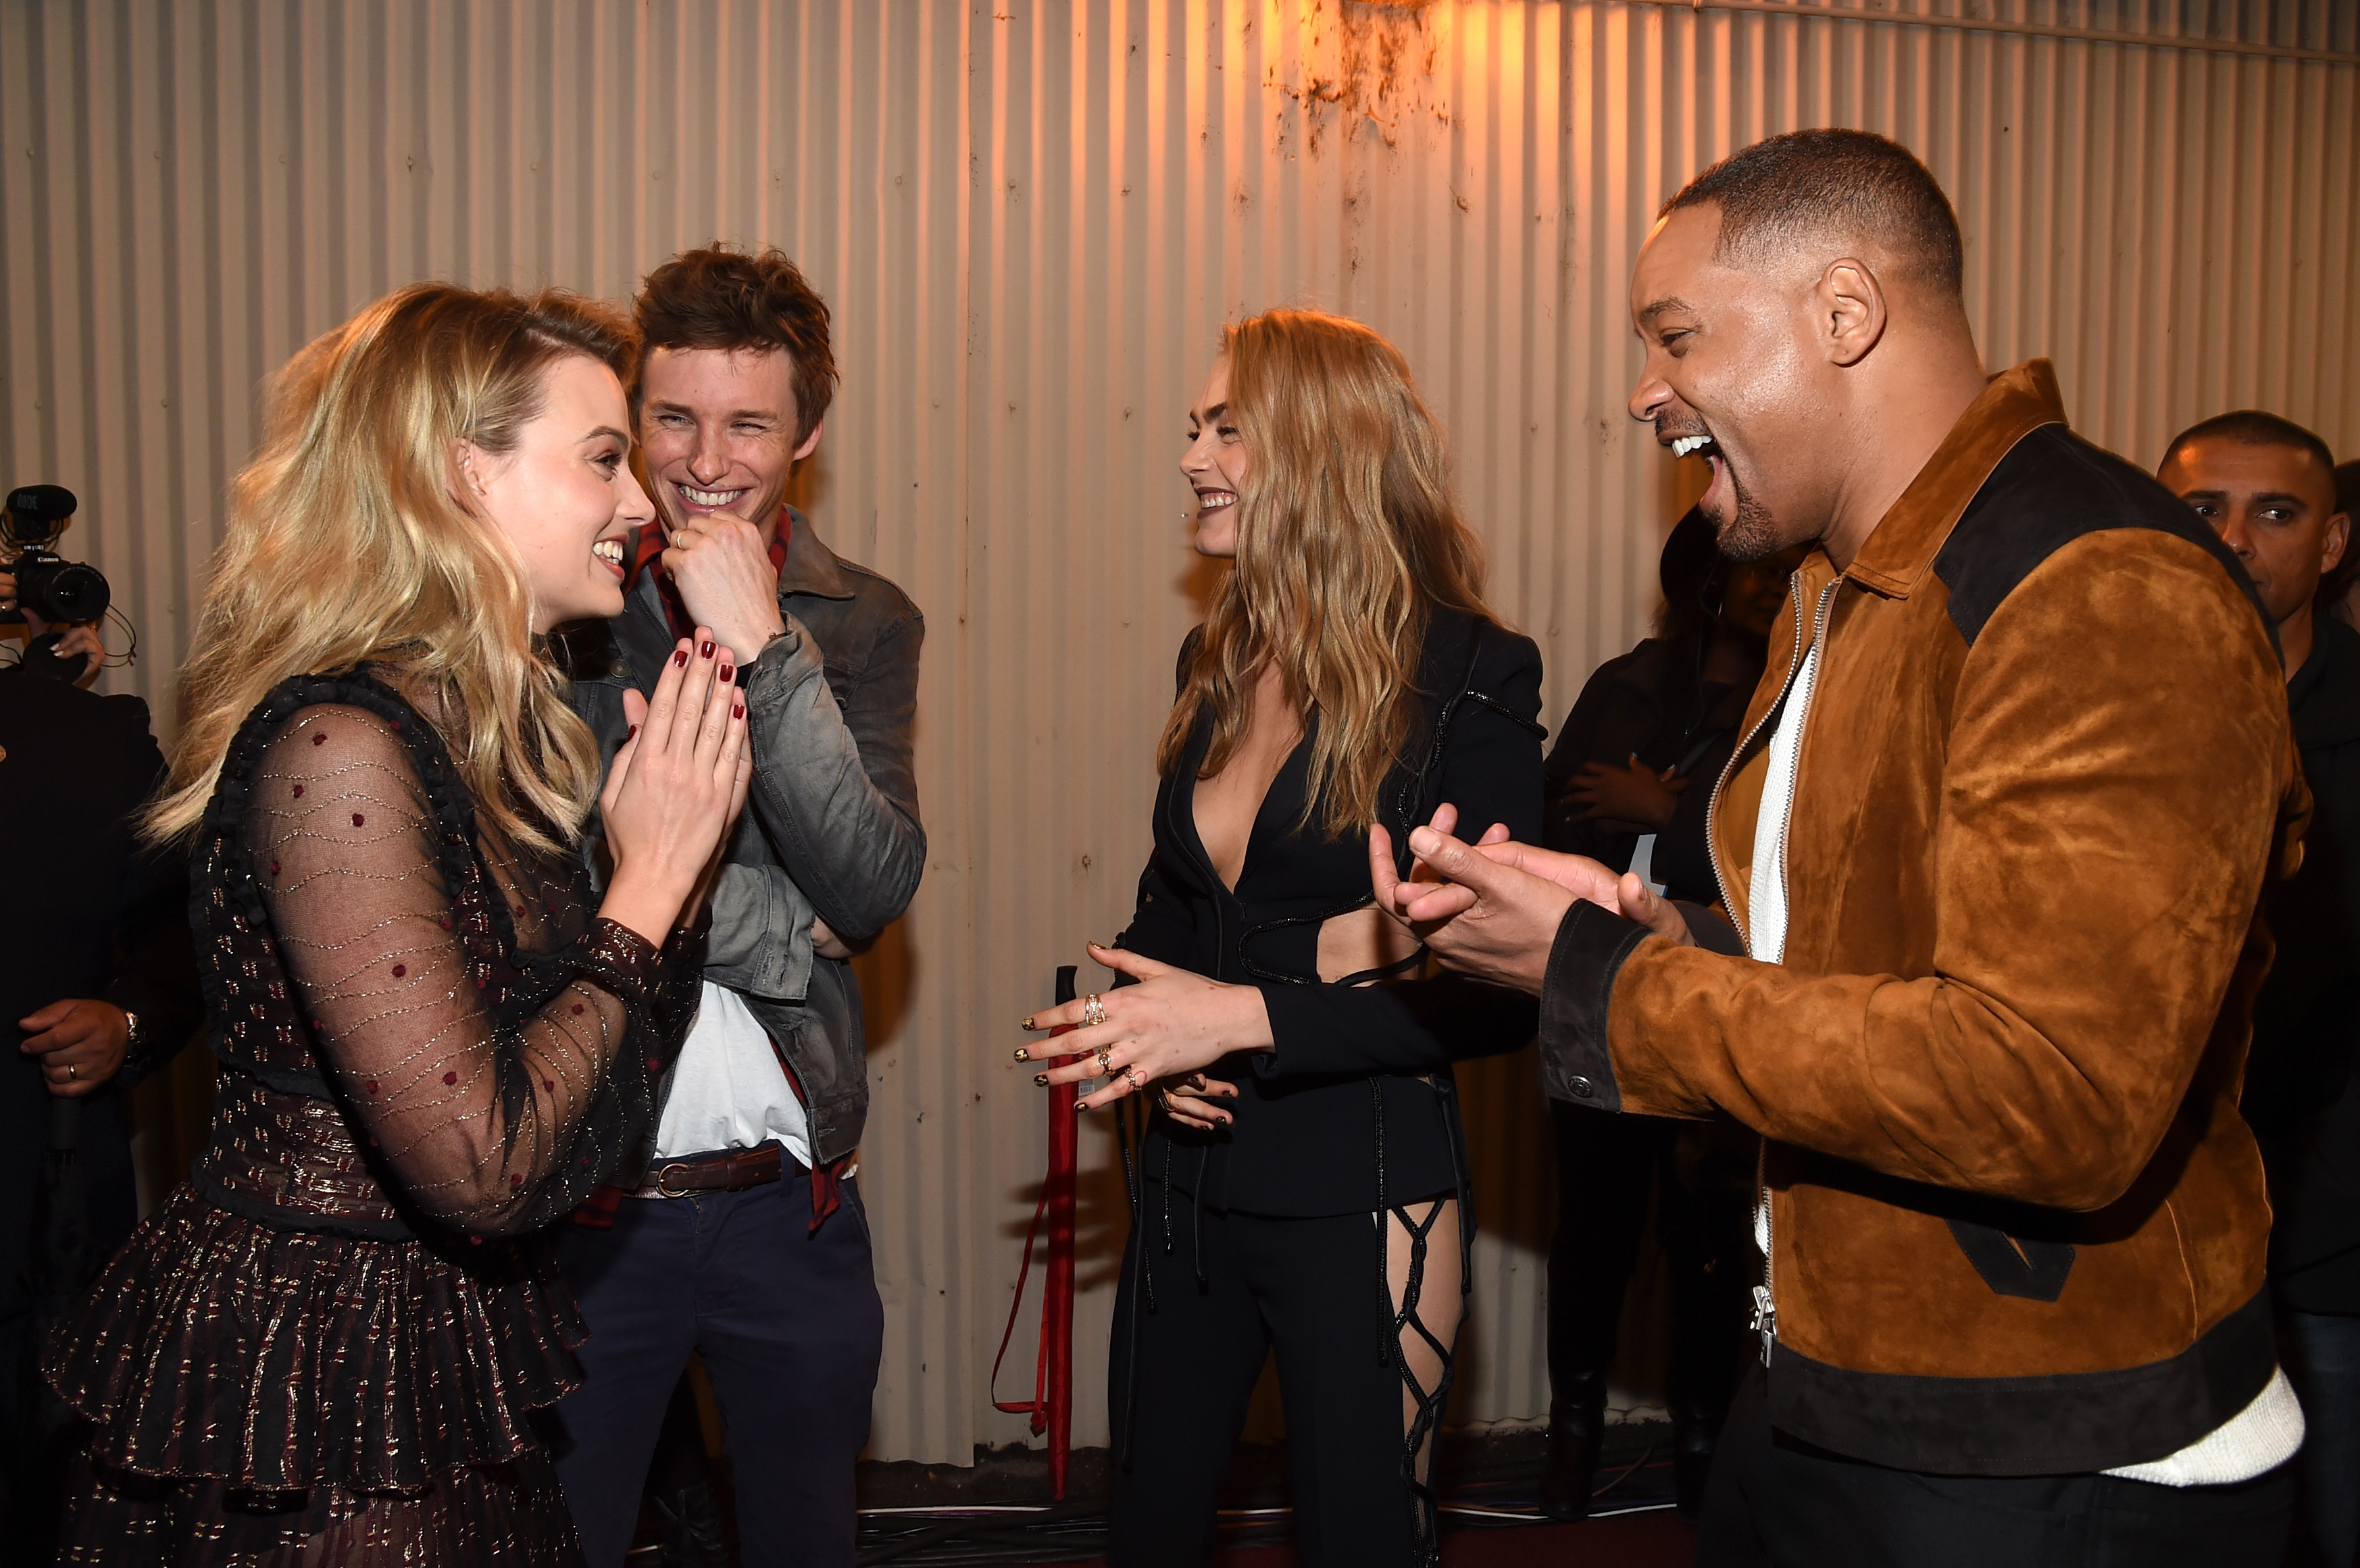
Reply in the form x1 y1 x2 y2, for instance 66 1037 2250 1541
1265 0 1450 152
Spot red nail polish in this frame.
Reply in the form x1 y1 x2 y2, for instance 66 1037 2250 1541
719 663 733 683
700 639 715 658
732 702 745 719
627 724 639 739
673 649 688 667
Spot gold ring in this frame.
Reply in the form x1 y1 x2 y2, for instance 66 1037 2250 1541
66 1064 78 1081
1082 994 1108 1028
1095 1045 1113 1076
1124 1065 1144 1093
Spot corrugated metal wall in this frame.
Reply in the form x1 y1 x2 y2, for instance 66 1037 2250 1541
5 0 2356 1465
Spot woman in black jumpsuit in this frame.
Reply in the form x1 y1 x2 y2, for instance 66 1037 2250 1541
1024 310 1544 1567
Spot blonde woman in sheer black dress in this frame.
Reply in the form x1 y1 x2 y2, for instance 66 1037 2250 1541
43 284 753 1565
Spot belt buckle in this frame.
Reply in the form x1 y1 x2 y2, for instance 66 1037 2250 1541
654 1162 696 1198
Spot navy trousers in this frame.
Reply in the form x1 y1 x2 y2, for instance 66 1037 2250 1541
547 1165 884 1568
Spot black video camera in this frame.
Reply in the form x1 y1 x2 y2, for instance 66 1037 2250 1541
5 485 111 626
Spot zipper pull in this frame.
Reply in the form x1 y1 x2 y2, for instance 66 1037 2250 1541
1750 1284 1777 1367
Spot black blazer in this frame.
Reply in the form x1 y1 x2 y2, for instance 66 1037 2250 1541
1114 607 1545 1218
0 672 200 1320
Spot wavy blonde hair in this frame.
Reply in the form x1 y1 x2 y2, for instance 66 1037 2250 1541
1158 309 1495 838
147 283 636 853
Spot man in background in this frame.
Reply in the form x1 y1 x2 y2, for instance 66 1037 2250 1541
552 245 925 1568
0 563 199 1564
2162 411 2360 1568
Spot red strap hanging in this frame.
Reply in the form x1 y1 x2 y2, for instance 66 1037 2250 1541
986 967 1081 1498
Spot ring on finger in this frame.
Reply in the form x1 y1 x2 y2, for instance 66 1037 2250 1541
1123 1065 1144 1093
1082 993 1108 1028
66 1063 78 1081
1095 1044 1113 1076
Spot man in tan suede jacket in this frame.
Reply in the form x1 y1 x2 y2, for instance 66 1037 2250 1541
1380 130 2304 1565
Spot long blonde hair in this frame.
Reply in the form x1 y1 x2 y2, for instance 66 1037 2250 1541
147 283 635 853
1158 309 1495 838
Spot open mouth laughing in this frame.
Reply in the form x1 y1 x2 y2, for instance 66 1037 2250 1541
672 480 751 513
1661 422 1739 520
1195 487 1237 514
592 536 628 579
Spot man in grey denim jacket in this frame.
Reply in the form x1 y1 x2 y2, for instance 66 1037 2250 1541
548 247 924 1568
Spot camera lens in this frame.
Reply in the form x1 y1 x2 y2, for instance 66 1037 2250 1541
13 554 110 625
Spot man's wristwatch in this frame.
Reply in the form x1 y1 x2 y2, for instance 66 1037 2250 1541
120 1008 143 1055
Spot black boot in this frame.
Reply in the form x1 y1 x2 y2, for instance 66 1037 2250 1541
1670 1406 1725 1525
1536 1374 1607 1521
647 1480 733 1568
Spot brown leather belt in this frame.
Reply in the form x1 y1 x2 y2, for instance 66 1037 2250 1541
628 1142 784 1200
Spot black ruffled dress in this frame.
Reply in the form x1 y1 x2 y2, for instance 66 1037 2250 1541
43 672 703 1565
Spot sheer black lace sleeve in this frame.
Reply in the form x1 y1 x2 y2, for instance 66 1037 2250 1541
244 701 695 1236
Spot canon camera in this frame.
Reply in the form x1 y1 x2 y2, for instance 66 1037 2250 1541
4 484 111 626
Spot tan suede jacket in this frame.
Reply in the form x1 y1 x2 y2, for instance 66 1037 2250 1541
1538 362 2302 1475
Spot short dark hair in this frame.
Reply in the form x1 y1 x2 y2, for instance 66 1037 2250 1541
2161 410 2338 480
1663 128 1965 298
634 245 837 442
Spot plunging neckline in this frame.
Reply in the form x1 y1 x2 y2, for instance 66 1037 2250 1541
1184 724 1311 896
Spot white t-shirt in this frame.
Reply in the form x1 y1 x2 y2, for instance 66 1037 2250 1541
1744 636 2299 1485
652 982 812 1169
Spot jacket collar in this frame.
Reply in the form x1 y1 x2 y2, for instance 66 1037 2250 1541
1843 359 2069 599
777 506 857 601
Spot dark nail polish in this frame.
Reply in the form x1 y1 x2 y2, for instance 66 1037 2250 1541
1034 1073 1049 1087
719 663 734 683
673 649 688 667
627 724 639 739
700 639 715 659
1013 1046 1031 1062
732 703 745 719
1021 1016 1036 1032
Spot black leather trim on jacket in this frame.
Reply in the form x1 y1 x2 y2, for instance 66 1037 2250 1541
1673 901 1744 957
1932 424 2274 655
1536 901 1649 1112
1766 1286 2278 1476
1944 1218 2076 1302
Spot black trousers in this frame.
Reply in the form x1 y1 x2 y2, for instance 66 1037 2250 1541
1107 1200 1442 1568
1547 1100 1753 1420
1698 1362 2297 1567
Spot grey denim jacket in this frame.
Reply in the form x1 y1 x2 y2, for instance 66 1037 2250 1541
556 511 925 1168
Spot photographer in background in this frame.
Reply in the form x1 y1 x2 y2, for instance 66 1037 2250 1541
0 513 201 1564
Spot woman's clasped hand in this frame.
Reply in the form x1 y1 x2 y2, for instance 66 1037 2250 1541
1016 942 1259 1128
594 625 754 948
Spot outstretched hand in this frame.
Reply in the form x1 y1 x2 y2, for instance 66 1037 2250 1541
1368 806 1694 994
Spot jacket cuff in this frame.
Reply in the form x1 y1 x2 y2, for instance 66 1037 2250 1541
1536 901 1649 1111
744 616 822 699
1255 986 1336 1077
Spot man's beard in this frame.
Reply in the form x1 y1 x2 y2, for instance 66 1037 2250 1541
1701 462 1783 562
